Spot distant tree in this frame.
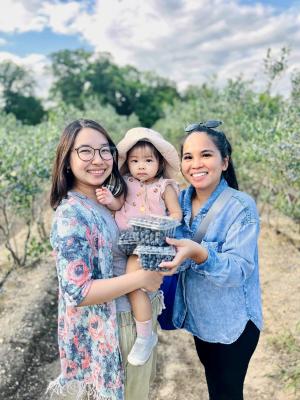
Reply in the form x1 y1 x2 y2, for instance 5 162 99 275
0 60 45 125
4 92 45 125
89 62 181 126
134 72 180 127
49 48 92 109
49 49 180 127
0 60 34 94
263 47 290 93
85 53 134 114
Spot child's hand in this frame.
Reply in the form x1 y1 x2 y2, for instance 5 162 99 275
95 187 115 205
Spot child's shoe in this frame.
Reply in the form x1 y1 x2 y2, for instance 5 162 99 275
127 332 158 366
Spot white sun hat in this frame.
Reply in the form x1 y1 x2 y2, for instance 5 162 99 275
117 127 180 180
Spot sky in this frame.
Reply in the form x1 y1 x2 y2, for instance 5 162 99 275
0 0 299 98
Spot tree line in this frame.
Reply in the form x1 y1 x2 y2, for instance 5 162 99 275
0 49 180 127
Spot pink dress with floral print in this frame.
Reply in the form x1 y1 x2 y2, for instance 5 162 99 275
115 175 180 230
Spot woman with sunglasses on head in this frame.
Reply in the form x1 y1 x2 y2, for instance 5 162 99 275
48 119 162 400
160 120 263 400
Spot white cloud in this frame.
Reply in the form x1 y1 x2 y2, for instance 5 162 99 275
60 0 299 94
0 0 299 96
40 1 83 34
0 0 46 33
0 52 51 98
0 1 85 34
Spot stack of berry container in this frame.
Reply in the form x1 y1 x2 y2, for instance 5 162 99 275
134 245 176 272
118 229 139 256
128 215 180 271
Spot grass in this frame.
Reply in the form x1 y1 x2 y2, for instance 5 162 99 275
268 322 300 393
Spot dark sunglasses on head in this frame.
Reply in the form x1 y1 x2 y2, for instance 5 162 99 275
184 120 223 133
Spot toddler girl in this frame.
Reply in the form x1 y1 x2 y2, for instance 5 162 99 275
96 127 182 366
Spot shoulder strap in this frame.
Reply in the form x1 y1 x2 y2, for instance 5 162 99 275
193 187 233 243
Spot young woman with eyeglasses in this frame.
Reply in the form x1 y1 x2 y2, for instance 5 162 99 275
48 119 163 400
160 121 263 400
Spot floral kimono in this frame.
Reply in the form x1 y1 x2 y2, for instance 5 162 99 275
47 192 124 400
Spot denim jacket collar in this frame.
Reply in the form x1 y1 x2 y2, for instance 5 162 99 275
182 178 228 231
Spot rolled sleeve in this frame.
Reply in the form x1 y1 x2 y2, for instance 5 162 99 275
190 221 260 287
177 258 191 272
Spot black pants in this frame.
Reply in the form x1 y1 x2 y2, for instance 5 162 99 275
193 320 260 400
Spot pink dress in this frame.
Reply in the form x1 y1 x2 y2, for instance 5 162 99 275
115 175 180 230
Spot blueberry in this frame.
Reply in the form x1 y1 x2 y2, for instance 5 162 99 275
138 248 175 271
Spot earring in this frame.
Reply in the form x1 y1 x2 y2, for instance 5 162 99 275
66 166 70 174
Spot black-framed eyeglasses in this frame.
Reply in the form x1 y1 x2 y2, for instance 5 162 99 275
74 145 116 161
185 120 223 133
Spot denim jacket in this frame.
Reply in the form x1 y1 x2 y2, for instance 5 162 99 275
173 179 263 344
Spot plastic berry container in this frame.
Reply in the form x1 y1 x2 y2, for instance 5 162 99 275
134 245 176 271
118 229 138 255
128 215 180 246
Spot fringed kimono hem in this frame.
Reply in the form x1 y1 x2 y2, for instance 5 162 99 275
46 376 124 400
158 289 166 313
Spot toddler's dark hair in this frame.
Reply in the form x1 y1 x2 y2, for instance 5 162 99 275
126 140 165 178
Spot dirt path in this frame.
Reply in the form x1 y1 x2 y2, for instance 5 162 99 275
0 222 299 400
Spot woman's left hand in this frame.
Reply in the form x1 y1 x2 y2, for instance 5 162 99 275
159 237 208 275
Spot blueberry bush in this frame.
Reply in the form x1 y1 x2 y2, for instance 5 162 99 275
154 77 300 225
0 101 139 266
1 48 299 268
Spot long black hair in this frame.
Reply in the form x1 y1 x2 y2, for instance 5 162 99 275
50 119 127 209
180 125 239 190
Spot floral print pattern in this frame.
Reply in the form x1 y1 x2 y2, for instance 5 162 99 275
48 192 124 400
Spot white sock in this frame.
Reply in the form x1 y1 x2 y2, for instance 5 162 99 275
134 318 153 338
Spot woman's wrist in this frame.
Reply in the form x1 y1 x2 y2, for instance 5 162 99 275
191 242 208 264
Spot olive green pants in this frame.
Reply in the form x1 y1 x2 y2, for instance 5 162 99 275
117 293 163 400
